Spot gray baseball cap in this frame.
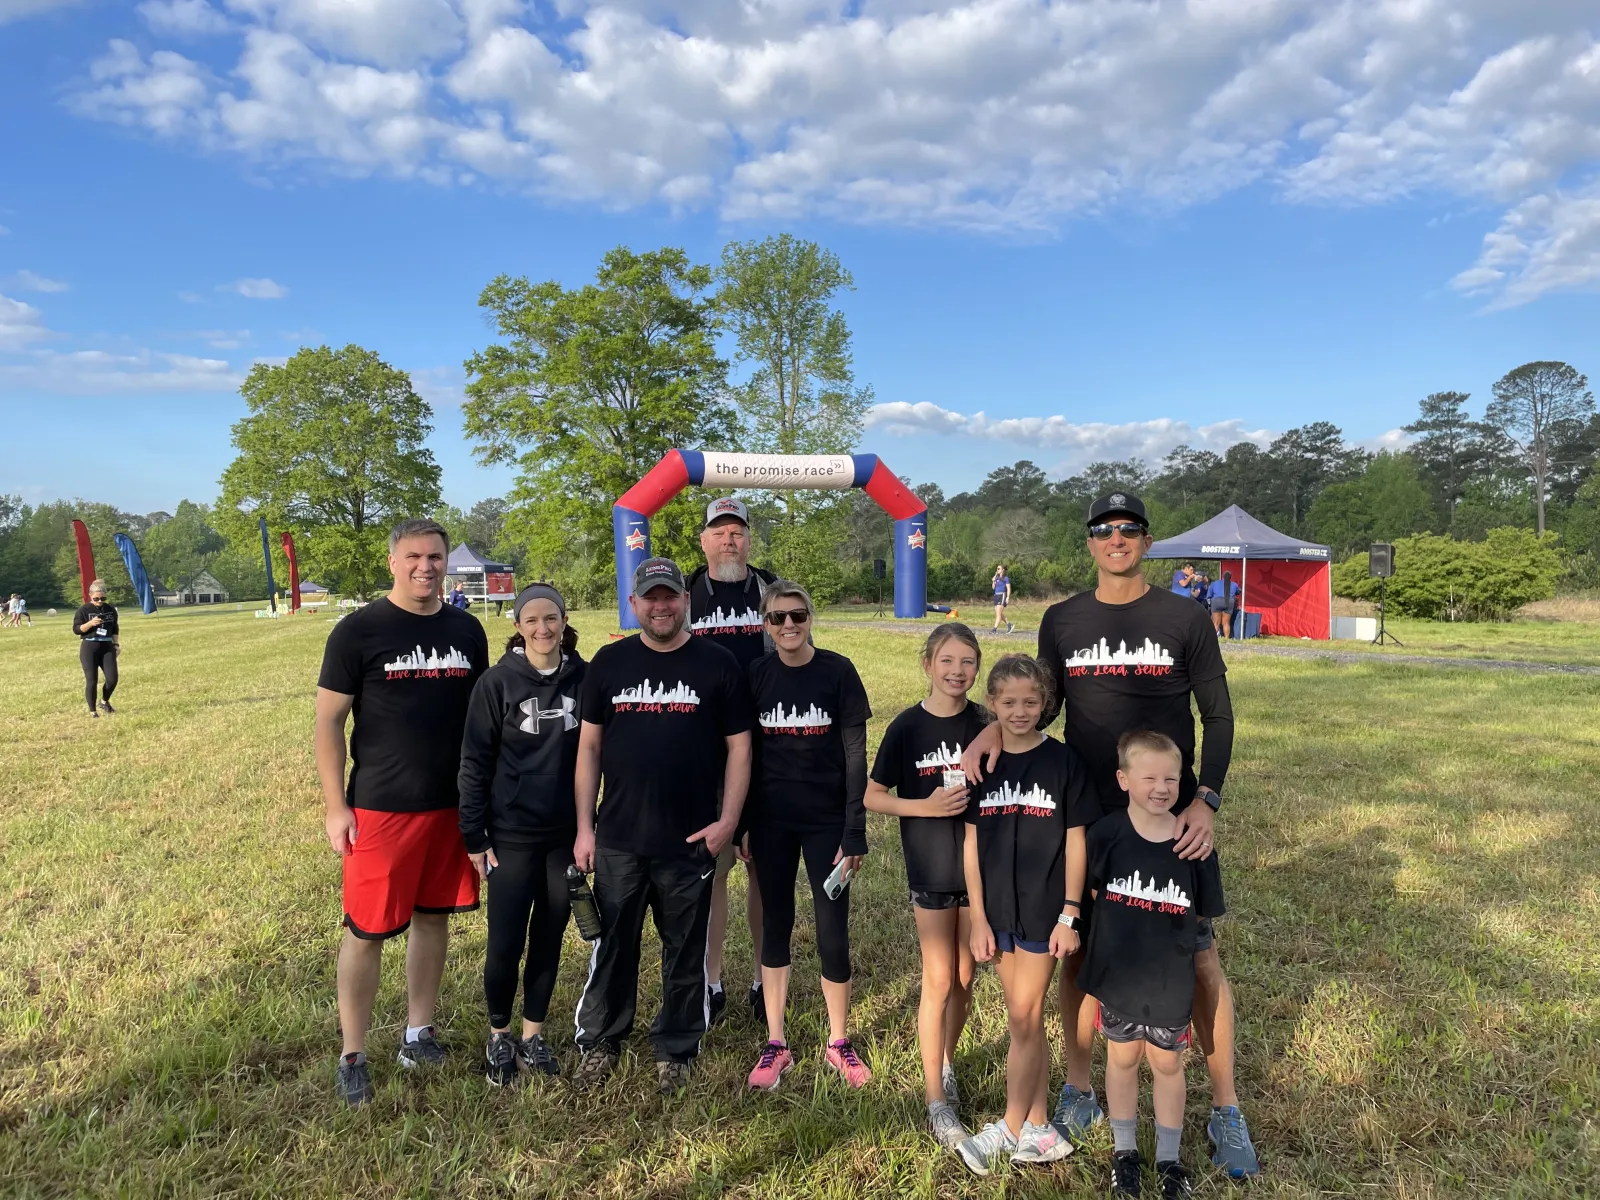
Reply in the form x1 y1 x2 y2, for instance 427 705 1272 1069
703 496 750 528
632 557 687 598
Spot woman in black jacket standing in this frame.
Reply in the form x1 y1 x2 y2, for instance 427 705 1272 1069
458 583 586 1085
72 579 120 717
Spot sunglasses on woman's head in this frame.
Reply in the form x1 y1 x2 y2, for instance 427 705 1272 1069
765 609 810 626
1088 521 1148 541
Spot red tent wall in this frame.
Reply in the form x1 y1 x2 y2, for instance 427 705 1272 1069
1219 559 1330 640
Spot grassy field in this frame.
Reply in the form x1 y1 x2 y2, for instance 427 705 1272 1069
2 606 1598 1198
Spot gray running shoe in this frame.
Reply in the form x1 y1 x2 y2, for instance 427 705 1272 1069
656 1059 692 1096
516 1033 560 1076
484 1032 518 1087
1011 1120 1073 1164
1051 1083 1104 1140
956 1120 1018 1176
941 1063 960 1108
396 1027 446 1069
1206 1106 1261 1177
572 1046 618 1092
928 1100 970 1150
336 1052 373 1107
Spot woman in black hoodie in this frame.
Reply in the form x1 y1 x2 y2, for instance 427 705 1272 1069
459 583 585 1086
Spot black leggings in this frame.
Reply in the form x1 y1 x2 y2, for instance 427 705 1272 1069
750 825 852 984
484 840 573 1029
80 641 118 712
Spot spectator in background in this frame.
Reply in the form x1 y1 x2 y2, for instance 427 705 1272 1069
1169 565 1195 596
448 583 470 610
991 566 1014 634
72 581 119 716
1207 572 1241 639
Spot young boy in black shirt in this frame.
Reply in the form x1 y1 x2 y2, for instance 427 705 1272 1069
1078 731 1226 1198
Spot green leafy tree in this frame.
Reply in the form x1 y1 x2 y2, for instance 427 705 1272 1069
976 461 1053 512
463 246 730 603
1485 361 1594 535
1403 392 1484 524
219 344 442 599
140 500 225 588
982 509 1050 566
1265 422 1368 533
1308 452 1436 556
714 235 871 517
48 501 138 605
765 515 848 606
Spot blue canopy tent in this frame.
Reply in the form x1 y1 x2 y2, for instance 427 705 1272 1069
445 544 515 605
1146 505 1332 639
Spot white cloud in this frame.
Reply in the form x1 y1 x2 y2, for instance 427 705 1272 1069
0 293 51 349
6 269 69 292
1360 428 1412 453
410 364 466 406
138 0 233 36
227 276 289 298
866 402 1275 472
61 2 1600 304
1451 179 1600 309
192 328 251 348
0 0 82 23
0 348 242 393
178 289 205 302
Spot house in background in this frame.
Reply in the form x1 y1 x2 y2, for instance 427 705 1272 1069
155 569 231 606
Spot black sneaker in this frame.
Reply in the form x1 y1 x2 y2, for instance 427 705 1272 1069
336 1052 373 1107
100 701 116 714
748 982 765 1024
1157 1160 1193 1199
396 1027 446 1069
656 1059 692 1097
484 1032 518 1087
708 984 728 1027
572 1045 618 1093
1112 1149 1144 1197
516 1032 560 1076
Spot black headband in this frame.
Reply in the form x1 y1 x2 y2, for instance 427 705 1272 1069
512 583 566 621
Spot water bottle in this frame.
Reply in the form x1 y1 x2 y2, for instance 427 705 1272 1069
566 865 603 942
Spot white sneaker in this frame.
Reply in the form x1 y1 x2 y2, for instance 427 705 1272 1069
956 1120 1018 1176
928 1100 970 1150
1011 1119 1073 1164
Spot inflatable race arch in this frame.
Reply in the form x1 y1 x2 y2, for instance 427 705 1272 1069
613 451 927 629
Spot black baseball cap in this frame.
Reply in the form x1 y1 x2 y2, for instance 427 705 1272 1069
632 557 687 598
1086 491 1149 527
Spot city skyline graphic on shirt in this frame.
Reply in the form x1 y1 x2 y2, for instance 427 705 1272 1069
1066 637 1175 667
1105 871 1191 908
612 679 701 705
979 779 1056 811
915 741 965 770
760 701 833 730
384 645 474 672
692 606 762 633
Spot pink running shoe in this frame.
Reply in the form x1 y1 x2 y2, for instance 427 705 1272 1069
747 1041 794 1091
825 1038 872 1088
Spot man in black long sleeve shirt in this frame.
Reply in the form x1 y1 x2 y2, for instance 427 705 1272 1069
963 491 1259 1179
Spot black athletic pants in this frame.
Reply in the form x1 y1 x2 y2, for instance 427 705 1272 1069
750 824 852 984
574 846 714 1064
80 641 117 712
484 839 574 1029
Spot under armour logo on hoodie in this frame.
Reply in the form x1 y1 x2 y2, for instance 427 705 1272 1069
519 694 577 735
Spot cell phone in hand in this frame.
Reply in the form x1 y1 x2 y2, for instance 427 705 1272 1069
823 859 855 900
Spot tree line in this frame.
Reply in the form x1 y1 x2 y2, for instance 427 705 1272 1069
2 233 1593 612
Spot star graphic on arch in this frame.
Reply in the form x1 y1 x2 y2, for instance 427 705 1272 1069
625 529 647 552
907 529 926 549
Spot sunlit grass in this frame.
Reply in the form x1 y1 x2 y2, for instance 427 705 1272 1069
2 607 1597 1197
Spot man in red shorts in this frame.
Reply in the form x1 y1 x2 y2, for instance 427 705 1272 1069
315 518 490 1106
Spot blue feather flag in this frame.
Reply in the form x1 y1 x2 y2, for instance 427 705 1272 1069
259 516 277 612
113 533 158 615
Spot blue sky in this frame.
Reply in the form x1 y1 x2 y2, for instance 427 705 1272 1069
2 0 1596 516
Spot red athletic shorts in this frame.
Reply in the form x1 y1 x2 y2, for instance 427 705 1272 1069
342 807 479 940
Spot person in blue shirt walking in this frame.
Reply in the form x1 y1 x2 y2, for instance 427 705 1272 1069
1206 572 1240 638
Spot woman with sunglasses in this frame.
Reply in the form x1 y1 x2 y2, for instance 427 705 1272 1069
740 580 874 1091
72 579 120 717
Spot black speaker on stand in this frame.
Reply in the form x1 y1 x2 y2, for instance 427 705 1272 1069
872 559 887 618
1368 543 1402 646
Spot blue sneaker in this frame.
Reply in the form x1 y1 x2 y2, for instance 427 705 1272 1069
1051 1083 1103 1140
1207 1106 1261 1178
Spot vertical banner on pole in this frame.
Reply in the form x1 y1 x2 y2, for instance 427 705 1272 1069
71 519 96 605
280 532 301 614
259 517 277 613
113 533 157 615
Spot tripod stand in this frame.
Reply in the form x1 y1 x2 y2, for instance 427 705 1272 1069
872 577 887 619
1372 577 1403 646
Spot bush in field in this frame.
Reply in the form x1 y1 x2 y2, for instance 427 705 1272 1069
1332 528 1562 620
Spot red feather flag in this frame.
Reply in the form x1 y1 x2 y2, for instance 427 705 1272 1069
281 532 301 614
71 519 96 605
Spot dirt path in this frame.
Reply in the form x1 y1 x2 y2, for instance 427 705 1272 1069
838 622 1600 676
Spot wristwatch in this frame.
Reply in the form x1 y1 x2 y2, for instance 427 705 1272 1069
1200 787 1222 812
1056 912 1082 931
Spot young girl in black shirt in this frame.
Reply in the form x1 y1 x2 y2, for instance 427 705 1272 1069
957 654 1098 1176
865 622 987 1148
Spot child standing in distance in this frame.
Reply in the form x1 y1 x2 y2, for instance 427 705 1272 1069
957 654 1099 1175
865 623 988 1149
1078 731 1226 1199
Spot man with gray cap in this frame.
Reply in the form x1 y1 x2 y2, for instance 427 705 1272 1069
572 557 755 1095
687 496 779 1025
